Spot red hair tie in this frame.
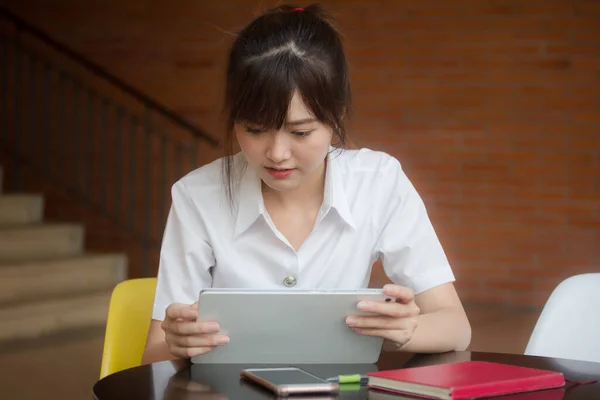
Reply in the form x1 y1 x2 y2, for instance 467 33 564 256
294 7 304 11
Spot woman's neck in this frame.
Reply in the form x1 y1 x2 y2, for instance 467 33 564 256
262 161 326 209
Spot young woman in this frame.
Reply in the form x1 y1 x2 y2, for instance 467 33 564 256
142 3 471 364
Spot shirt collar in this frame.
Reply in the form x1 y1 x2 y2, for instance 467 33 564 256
321 147 356 230
233 159 264 239
233 147 356 239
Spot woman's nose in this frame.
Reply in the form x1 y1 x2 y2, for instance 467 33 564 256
266 132 292 163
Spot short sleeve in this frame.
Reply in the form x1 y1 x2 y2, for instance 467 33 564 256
152 179 215 321
374 157 455 294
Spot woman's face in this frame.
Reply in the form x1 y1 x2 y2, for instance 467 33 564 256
235 91 333 193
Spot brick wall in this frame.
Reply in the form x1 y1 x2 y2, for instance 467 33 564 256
1 0 599 308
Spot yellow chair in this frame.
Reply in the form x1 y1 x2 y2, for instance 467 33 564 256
99 277 157 379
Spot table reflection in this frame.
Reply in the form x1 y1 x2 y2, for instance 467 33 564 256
162 363 383 399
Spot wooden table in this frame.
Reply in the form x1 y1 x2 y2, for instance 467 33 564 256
93 351 600 399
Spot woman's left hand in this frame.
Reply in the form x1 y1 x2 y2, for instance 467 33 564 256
346 284 420 348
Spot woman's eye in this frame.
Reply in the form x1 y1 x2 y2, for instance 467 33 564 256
292 130 313 137
245 127 264 134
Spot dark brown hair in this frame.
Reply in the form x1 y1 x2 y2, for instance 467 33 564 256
222 3 351 206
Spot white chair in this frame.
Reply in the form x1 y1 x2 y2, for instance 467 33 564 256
525 273 600 363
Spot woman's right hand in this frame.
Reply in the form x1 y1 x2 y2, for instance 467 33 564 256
161 302 230 359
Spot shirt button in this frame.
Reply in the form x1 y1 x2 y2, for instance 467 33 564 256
283 276 297 287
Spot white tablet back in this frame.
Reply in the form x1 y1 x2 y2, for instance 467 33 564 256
191 289 393 364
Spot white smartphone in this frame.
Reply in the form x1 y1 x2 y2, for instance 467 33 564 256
240 367 340 396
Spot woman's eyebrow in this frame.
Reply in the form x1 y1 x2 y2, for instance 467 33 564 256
286 118 317 126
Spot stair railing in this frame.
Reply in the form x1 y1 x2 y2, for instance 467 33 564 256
0 7 220 277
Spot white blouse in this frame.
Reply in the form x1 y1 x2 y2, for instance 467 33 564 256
152 147 455 321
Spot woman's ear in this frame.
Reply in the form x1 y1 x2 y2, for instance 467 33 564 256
330 129 342 147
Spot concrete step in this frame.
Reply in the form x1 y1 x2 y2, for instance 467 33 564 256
0 254 126 305
0 224 84 261
0 194 44 226
0 291 111 342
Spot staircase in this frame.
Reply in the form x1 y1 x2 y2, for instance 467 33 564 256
0 6 219 279
0 166 126 346
0 9 219 348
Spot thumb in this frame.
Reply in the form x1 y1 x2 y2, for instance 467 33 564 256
383 284 415 303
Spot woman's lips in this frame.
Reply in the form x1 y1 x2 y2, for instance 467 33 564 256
265 167 295 179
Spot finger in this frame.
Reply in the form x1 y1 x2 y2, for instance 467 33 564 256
181 381 231 400
166 378 228 400
165 303 198 321
346 315 417 331
183 381 214 392
163 320 221 336
357 299 420 318
383 284 415 304
168 379 213 393
352 327 413 343
168 333 230 349
170 345 215 359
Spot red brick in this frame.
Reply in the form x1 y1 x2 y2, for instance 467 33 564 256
574 2 600 16
513 133 566 149
571 110 600 124
453 278 485 291
569 130 600 149
416 184 460 202
568 217 600 229
508 292 549 308
540 200 597 217
452 242 515 260
487 280 534 291
572 56 600 71
520 58 573 70
433 197 487 213
461 161 512 175
460 184 513 200
547 44 599 58
563 242 600 262
539 275 583 293
516 188 567 201
483 65 546 84
484 225 536 240
542 152 596 168
518 3 578 15
488 43 543 57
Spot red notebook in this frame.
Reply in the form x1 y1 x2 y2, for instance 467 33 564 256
367 361 565 399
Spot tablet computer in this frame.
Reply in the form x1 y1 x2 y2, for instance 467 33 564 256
191 288 394 364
